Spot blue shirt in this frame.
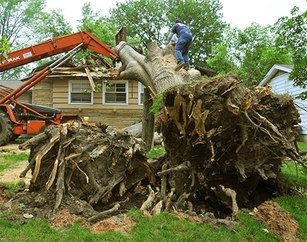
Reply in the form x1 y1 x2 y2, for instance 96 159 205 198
168 23 192 40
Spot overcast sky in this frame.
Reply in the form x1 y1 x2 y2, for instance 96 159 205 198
44 0 307 31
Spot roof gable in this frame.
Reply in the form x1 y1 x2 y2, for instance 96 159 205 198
259 64 294 86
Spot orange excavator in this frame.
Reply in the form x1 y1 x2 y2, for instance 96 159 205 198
0 31 118 145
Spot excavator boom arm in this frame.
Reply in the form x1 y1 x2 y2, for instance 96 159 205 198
0 31 118 72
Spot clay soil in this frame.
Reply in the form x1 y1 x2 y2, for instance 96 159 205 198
0 142 301 240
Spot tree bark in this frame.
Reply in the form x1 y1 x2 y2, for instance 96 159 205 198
141 87 155 150
115 41 201 150
115 41 201 94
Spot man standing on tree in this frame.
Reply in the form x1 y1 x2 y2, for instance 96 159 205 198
166 19 193 71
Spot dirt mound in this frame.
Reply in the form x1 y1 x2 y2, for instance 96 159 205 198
90 214 137 235
254 201 299 241
50 210 89 228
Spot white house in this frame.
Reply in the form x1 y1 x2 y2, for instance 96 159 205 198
259 64 307 141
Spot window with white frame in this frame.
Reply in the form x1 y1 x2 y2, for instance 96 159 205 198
103 80 128 104
138 82 144 105
69 80 93 104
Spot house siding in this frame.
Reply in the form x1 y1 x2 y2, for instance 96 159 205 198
32 78 53 106
32 77 143 129
269 72 307 135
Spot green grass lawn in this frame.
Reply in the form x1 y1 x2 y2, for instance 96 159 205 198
0 153 29 173
281 160 307 187
274 196 307 241
0 144 306 241
297 141 307 151
0 210 284 242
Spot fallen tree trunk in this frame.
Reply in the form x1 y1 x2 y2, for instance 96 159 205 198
115 40 201 149
115 41 201 94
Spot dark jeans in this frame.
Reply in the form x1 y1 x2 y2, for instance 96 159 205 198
175 33 193 66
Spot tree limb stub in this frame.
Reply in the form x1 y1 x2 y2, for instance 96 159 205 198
18 132 48 150
88 203 120 222
31 133 60 183
140 185 156 211
220 185 238 220
157 161 191 176
93 175 125 204
53 124 68 212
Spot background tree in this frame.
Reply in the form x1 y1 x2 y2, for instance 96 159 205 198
32 9 73 40
74 3 118 64
110 0 226 66
78 3 117 46
207 45 237 74
165 0 226 67
0 0 45 80
24 3 118 68
208 23 292 86
274 7 307 89
0 35 10 61
25 9 74 67
110 0 166 51
236 23 291 86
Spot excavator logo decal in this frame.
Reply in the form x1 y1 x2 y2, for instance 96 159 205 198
0 51 32 66
0 56 21 66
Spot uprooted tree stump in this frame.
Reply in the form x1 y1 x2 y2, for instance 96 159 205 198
158 74 302 216
19 122 154 214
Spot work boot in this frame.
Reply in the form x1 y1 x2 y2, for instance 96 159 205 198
174 62 185 71
184 65 189 70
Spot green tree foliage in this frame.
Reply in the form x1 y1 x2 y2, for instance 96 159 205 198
207 45 237 74
27 9 73 68
0 0 45 80
0 0 45 47
110 0 167 50
274 7 307 88
208 23 292 86
0 35 10 61
165 0 226 66
78 3 117 47
32 9 73 40
237 23 291 86
75 3 118 63
109 0 226 66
